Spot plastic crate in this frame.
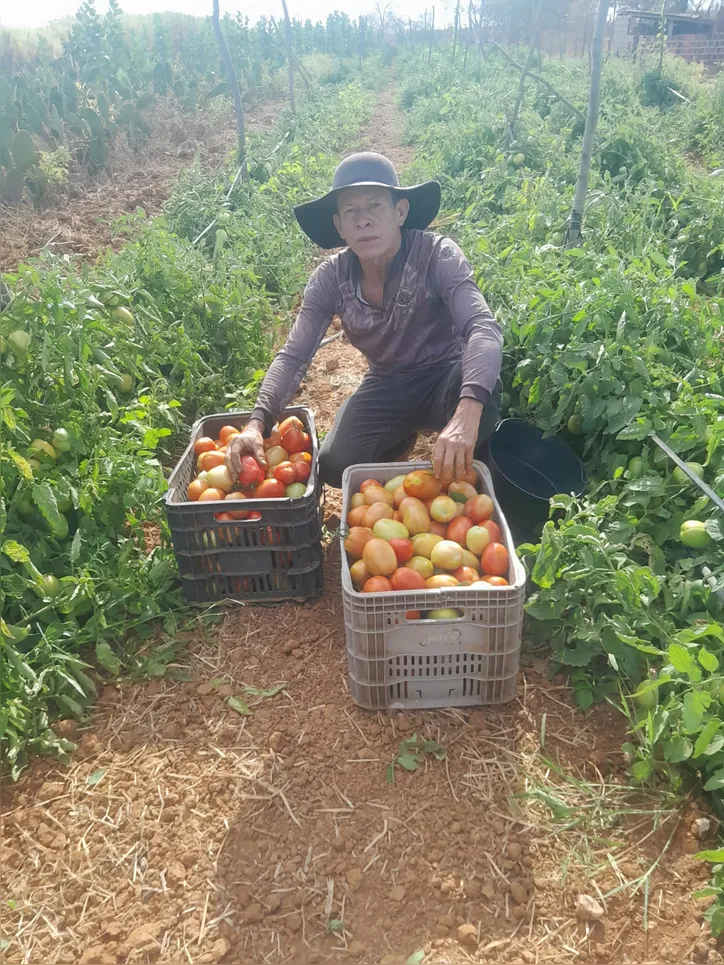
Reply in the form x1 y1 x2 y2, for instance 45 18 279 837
340 461 526 711
165 407 323 605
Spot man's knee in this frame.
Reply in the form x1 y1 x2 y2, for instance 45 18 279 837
318 439 350 490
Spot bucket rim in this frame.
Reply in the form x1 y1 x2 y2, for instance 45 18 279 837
489 418 587 500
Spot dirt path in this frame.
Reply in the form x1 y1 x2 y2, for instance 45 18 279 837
0 98 282 273
1 89 719 965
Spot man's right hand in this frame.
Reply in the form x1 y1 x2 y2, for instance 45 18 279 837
226 419 267 483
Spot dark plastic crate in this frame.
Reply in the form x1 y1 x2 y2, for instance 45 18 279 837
164 407 323 605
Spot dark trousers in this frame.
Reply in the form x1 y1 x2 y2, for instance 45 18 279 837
318 359 502 489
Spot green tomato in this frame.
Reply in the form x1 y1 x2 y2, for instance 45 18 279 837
52 428 72 452
0 335 6 356
118 373 134 394
426 608 464 620
632 681 658 711
112 306 134 325
8 330 31 355
51 513 69 540
55 492 73 514
16 495 34 516
627 456 646 479
29 439 57 463
285 482 307 499
511 152 526 167
673 462 705 486
567 414 584 436
37 574 62 599
680 520 711 550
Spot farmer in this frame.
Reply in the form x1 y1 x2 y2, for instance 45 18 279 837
227 152 503 488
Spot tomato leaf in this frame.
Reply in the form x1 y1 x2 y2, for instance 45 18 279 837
683 691 711 733
0 496 6 536
632 759 653 781
694 719 722 757
32 481 61 534
695 847 724 862
5 447 33 480
242 683 287 698
95 641 121 675
227 695 251 715
663 736 692 762
668 643 697 677
1 540 30 564
698 647 719 673
86 768 106 786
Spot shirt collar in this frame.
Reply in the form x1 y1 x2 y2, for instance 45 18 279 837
349 229 411 289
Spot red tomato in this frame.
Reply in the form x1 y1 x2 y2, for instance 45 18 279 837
359 478 383 492
293 461 311 484
278 416 304 439
447 516 474 546
451 566 479 584
219 426 241 445
391 567 426 591
247 511 262 520
481 542 509 577
480 575 509 586
239 455 264 487
198 488 224 502
388 537 414 564
215 511 235 522
430 520 448 538
405 610 421 620
224 491 249 520
194 436 217 455
363 576 392 593
282 429 306 455
403 470 441 501
482 520 503 543
464 494 494 524
300 431 312 452
274 461 297 486
255 478 286 499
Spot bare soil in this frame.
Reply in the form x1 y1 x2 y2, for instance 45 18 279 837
1 88 721 965
0 98 282 273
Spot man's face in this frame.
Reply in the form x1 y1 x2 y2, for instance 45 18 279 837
333 186 410 259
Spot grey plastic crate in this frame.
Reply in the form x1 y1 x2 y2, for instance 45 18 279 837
164 406 323 605
340 461 525 711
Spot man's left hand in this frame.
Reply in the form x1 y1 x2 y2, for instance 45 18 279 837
433 399 484 482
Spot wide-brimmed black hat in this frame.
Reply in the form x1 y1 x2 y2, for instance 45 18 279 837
293 152 441 250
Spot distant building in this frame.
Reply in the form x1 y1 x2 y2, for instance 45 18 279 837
611 8 723 66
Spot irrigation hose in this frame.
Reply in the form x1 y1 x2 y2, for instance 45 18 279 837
652 433 724 514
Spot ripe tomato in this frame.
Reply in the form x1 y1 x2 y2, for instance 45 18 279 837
247 511 262 520
448 481 478 503
255 478 286 499
451 566 479 584
294 461 311 484
347 506 370 527
482 520 503 543
362 538 398 577
391 567 426 591
403 470 441 501
279 416 304 438
300 432 312 452
274 461 297 486
198 488 225 502
400 497 431 535
405 610 421 620
425 574 459 588
282 429 306 455
481 542 509 577
447 516 474 546
393 486 407 508
187 478 209 501
350 560 371 589
363 486 394 507
389 538 414 564
215 511 236 522
219 426 241 445
239 455 264 486
199 450 226 471
363 576 392 593
351 493 366 509
359 478 382 492
344 526 375 560
464 494 494 524
290 451 312 466
364 503 394 527
430 520 448 538
225 492 249 520
480 575 509 586
194 436 217 455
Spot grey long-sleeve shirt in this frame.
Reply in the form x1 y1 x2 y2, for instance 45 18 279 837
250 228 503 433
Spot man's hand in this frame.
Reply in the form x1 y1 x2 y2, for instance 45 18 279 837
432 399 483 482
226 419 267 483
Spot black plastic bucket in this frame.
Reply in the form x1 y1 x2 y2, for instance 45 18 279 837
487 419 587 544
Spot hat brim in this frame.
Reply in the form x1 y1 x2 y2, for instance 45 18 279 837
293 180 442 250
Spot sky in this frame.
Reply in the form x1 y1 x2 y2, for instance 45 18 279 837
1 0 451 31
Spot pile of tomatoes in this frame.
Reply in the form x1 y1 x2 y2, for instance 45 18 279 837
184 416 313 522
344 469 511 599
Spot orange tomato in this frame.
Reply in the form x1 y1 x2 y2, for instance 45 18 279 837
481 542 509 577
282 429 306 455
194 436 217 455
364 486 394 507
393 510 404 523
198 488 225 502
344 526 375 560
405 610 421 620
347 506 370 527
425 574 459 588
362 538 398 577
464 494 494 524
274 461 297 486
350 559 371 589
403 470 441 501
187 478 209 501
480 575 509 586
219 426 241 445
451 566 479 585
363 576 392 593
430 520 448 538
400 497 431 536
351 493 366 509
215 511 235 522
199 450 226 471
247 511 262 520
359 478 382 492
264 427 283 450
255 479 286 499
482 520 503 543
447 516 474 547
290 451 312 465
391 567 426 591
364 503 394 527
393 486 407 508
279 416 304 438
225 491 249 520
